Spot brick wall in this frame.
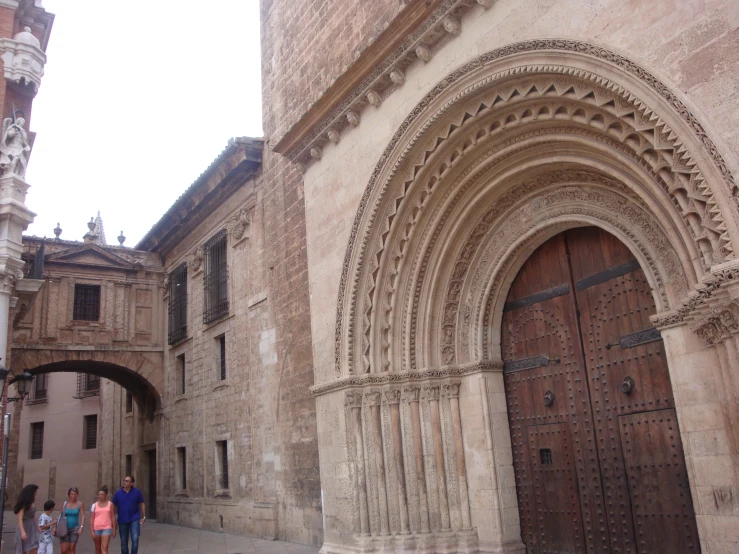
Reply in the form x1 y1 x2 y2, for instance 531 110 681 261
260 0 403 140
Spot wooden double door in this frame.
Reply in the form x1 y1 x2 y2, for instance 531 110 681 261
502 227 700 554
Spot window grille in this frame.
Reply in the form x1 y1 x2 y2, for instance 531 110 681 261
26 374 48 405
30 422 44 459
168 264 188 344
74 372 100 399
203 231 228 324
84 415 98 449
540 448 553 465
216 440 229 490
73 284 101 321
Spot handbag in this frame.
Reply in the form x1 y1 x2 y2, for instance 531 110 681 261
54 501 68 538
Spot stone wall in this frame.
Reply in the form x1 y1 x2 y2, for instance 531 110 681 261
297 1 739 552
260 0 402 140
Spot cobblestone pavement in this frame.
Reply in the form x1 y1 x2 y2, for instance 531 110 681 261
2 512 320 554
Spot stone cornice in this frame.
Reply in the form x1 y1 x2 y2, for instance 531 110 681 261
273 0 488 167
310 359 501 397
136 137 263 254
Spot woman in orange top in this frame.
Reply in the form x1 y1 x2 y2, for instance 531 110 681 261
89 486 117 554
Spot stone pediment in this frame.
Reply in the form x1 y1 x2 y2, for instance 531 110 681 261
45 245 138 270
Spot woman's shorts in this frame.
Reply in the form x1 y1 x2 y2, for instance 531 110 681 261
94 529 112 536
59 529 79 543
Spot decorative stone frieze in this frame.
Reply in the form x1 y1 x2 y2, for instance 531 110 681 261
0 27 46 96
333 43 739 377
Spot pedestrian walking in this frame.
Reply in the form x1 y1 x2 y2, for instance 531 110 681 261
37 500 56 554
111 476 145 554
89 485 117 554
13 484 40 554
59 486 85 554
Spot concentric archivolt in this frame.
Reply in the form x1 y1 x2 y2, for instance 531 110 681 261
335 40 738 379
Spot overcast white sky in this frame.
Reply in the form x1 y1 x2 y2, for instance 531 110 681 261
24 0 263 247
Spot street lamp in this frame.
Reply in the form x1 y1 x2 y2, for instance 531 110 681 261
0 367 34 543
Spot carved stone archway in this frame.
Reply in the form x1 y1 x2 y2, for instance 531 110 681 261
315 41 739 554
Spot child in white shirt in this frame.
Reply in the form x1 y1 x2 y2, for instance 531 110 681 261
37 500 56 554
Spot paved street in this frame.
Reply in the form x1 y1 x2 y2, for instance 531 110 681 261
2 513 320 554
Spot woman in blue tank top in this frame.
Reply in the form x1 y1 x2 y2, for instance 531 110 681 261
59 486 85 554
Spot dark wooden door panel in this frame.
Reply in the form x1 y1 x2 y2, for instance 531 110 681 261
502 227 700 554
619 410 701 554
527 423 586 554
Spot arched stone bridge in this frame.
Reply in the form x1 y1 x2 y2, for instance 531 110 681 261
12 237 165 416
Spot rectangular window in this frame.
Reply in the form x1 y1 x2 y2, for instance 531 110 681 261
26 374 48 405
30 422 44 459
74 372 100 398
203 231 228 324
73 284 101 321
83 415 98 449
176 354 186 395
125 392 133 414
168 264 188 344
125 454 132 479
216 440 229 490
176 447 187 490
216 334 226 381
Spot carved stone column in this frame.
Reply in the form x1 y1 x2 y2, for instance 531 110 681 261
385 388 409 534
443 382 472 530
422 384 451 531
364 390 390 535
402 385 430 534
345 391 370 535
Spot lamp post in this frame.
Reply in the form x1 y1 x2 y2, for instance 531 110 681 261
0 367 33 541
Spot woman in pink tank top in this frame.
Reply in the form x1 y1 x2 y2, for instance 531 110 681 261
89 486 117 554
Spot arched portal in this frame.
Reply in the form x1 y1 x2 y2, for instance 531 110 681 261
501 226 699 553
315 40 739 554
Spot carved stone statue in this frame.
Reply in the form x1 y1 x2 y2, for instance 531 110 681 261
0 113 31 177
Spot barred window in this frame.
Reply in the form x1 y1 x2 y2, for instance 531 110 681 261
203 231 228 324
168 264 188 344
83 415 98 449
26 374 48 405
75 372 100 398
30 422 44 459
73 284 101 321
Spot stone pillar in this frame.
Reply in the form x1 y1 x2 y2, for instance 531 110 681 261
402 385 430 534
385 388 409 534
444 382 472 530
345 391 370 535
422 384 450 531
364 390 390 535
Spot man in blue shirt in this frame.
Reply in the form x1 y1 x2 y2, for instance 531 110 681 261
111 476 146 554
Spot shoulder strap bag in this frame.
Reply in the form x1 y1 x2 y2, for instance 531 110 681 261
54 501 68 538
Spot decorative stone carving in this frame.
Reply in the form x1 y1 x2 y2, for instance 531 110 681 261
327 128 340 144
346 110 360 127
309 146 322 160
442 16 461 36
384 388 401 404
441 382 460 398
389 68 405 86
191 248 203 273
0 27 47 96
366 90 381 107
415 45 431 63
345 390 363 407
335 50 736 376
0 113 31 177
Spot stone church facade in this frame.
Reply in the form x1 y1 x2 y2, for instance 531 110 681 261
9 1 739 553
